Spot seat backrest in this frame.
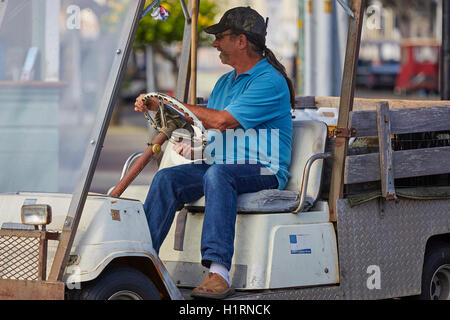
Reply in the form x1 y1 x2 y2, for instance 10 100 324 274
284 120 328 202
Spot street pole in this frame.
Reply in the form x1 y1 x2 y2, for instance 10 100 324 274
335 0 349 96
442 0 450 100
190 0 198 105
176 0 193 102
304 0 316 95
297 0 305 96
316 0 334 96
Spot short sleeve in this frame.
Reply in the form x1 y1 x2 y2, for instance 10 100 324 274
225 74 288 130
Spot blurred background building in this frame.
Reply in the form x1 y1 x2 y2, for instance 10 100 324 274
356 0 442 96
93 0 449 193
118 0 445 107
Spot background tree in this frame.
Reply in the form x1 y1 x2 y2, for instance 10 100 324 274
135 0 219 75
113 1 219 124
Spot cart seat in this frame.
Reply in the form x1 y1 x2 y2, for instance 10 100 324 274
171 120 328 213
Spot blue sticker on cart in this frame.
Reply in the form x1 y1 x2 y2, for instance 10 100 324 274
290 234 312 254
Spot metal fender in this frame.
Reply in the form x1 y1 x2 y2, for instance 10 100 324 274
65 249 183 300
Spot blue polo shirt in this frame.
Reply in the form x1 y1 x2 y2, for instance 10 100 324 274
204 58 292 190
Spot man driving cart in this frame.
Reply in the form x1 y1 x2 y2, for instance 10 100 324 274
134 6 294 299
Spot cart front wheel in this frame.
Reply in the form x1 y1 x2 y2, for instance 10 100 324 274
68 264 161 300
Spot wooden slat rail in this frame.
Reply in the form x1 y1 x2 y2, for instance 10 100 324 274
328 0 365 222
345 146 450 184
295 95 450 111
345 103 450 185
350 105 450 137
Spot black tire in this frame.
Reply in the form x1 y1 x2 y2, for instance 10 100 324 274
417 242 450 300
67 264 161 300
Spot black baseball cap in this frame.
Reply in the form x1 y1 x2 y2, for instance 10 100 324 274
204 7 268 44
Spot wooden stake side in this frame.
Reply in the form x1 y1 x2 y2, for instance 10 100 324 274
376 102 396 200
328 0 365 222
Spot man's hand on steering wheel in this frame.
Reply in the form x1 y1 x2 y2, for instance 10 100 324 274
135 93 194 124
132 92 207 150
134 93 158 112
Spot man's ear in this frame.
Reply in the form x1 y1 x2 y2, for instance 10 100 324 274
237 34 248 49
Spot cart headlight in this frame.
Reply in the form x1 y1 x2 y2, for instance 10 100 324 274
21 204 52 226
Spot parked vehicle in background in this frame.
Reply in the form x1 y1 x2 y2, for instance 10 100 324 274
395 38 441 95
357 40 401 89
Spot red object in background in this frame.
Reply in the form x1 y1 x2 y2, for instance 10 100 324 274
395 39 441 94
163 90 175 97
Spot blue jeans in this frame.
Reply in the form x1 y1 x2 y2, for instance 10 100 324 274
143 162 278 270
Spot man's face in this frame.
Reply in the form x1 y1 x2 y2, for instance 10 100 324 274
212 29 238 66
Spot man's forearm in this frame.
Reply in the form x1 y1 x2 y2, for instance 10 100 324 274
182 103 239 132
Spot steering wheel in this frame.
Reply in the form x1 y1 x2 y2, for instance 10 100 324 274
142 92 207 149
109 93 207 198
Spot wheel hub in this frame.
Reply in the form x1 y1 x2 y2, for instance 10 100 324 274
108 290 143 300
430 264 450 300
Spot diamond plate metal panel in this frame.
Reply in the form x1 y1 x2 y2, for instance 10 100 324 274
336 198 450 299
231 286 344 300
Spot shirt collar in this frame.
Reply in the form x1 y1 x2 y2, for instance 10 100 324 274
232 58 268 79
